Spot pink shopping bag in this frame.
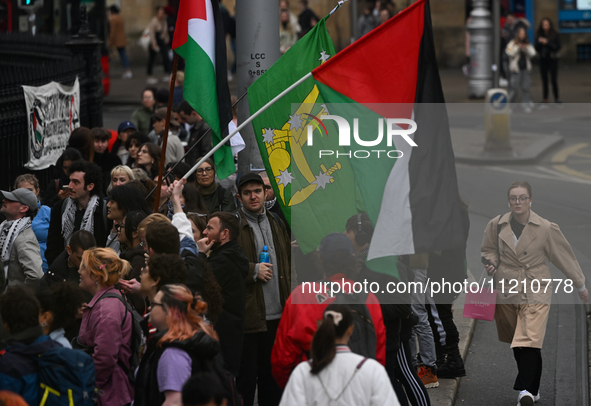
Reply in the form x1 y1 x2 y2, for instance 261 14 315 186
463 288 496 321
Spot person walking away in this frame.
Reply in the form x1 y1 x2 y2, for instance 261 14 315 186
481 181 588 406
535 18 561 105
108 5 132 79
279 304 399 406
147 6 172 85
506 27 536 113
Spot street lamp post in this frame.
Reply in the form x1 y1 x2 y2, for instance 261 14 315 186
467 0 493 98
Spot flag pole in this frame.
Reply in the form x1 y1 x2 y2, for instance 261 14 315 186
154 53 180 212
182 71 313 180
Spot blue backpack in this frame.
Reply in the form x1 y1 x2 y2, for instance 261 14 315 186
37 347 97 406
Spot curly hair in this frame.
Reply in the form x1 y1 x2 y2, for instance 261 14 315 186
68 160 104 197
157 284 218 347
13 174 40 192
36 282 86 331
81 247 130 286
147 254 188 290
0 285 40 334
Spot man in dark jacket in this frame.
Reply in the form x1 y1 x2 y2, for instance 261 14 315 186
45 161 109 266
92 127 122 194
234 172 292 406
197 211 249 377
177 100 212 165
0 285 61 405
38 230 96 292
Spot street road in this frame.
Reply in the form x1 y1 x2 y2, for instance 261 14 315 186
453 107 591 406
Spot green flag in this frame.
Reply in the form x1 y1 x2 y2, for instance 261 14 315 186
247 16 358 254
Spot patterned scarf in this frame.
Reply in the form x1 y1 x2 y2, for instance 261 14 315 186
61 195 100 245
263 197 277 211
0 217 32 264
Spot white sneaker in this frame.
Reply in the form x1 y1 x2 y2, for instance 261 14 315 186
146 77 159 85
517 390 534 406
122 71 133 79
534 392 540 402
499 78 508 87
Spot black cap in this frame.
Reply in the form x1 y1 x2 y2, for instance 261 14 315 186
237 172 264 192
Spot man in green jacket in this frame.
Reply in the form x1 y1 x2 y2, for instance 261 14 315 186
235 172 292 406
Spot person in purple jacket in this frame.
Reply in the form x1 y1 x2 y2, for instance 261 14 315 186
76 247 133 406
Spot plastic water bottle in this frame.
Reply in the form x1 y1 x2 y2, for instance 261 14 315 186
259 245 270 264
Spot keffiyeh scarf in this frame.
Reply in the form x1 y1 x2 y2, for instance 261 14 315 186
0 217 32 264
61 195 100 245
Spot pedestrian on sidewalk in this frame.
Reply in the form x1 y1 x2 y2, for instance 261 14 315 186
146 6 172 85
506 27 536 113
108 5 132 79
535 18 561 105
481 181 588 406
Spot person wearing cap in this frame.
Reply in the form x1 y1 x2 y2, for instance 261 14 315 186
195 159 236 214
271 233 386 390
0 188 43 289
234 172 292 406
149 107 185 165
113 121 137 166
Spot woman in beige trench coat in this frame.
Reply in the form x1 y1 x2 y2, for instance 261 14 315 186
481 181 588 406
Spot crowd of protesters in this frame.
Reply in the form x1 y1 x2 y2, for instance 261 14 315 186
0 121 474 406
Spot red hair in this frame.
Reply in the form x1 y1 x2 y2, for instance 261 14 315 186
157 284 218 346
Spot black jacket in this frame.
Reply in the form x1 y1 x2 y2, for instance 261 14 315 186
45 198 110 266
185 120 212 166
134 330 220 406
200 240 248 376
94 151 122 194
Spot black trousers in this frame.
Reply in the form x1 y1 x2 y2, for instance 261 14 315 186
147 35 172 75
426 301 459 347
236 319 283 406
512 347 542 395
539 57 559 101
385 338 431 406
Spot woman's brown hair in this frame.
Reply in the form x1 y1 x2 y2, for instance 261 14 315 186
507 181 532 199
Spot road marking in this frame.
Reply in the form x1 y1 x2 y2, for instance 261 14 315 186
551 143 588 164
481 165 591 185
549 143 591 181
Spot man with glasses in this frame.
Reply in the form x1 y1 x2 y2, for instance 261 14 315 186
194 158 236 214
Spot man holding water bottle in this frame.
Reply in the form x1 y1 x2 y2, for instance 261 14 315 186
234 172 292 406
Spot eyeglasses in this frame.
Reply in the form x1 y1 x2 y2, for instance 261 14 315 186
151 301 163 308
196 167 213 174
115 223 126 231
508 196 530 204
264 185 272 191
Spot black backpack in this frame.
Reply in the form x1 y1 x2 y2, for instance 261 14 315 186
333 292 377 360
190 354 243 406
96 289 146 386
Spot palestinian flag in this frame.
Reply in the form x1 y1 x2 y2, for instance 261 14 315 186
172 0 235 178
311 0 465 274
247 16 359 254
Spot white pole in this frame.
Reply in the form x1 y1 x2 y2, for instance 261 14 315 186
183 71 314 180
